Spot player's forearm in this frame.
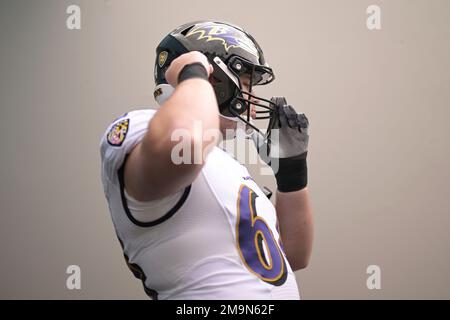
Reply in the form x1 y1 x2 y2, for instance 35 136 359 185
144 78 219 162
275 188 314 271
166 78 219 133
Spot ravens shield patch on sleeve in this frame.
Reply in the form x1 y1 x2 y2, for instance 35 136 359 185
107 118 129 147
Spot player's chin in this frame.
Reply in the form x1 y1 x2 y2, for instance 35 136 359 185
250 106 256 119
219 117 236 138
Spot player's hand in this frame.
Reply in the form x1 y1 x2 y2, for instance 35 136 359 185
165 51 214 87
269 97 309 159
252 97 310 192
253 97 309 160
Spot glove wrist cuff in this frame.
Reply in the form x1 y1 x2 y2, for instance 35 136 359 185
274 153 308 192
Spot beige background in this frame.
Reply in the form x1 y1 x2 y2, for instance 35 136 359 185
1 0 449 299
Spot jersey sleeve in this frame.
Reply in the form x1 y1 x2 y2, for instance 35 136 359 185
100 109 156 190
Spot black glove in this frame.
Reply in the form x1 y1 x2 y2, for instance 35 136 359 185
252 97 309 192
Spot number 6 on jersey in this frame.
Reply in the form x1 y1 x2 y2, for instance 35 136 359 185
236 185 288 286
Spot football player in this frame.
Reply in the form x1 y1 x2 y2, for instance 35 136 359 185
100 21 313 299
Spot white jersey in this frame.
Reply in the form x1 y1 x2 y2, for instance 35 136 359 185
100 109 300 300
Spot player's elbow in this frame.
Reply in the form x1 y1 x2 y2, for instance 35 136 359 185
286 248 312 271
290 257 310 271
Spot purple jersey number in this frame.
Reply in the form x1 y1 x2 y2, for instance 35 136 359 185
236 184 288 286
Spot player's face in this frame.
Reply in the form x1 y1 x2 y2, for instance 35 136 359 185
240 74 257 119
